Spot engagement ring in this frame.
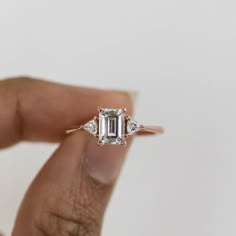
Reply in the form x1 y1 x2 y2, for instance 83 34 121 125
66 107 164 146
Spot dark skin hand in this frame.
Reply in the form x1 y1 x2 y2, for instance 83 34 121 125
0 77 133 236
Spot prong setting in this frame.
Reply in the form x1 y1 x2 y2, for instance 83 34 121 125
121 140 127 146
97 137 105 146
125 115 131 121
97 107 103 112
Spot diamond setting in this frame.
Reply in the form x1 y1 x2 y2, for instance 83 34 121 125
98 108 125 145
83 119 98 136
66 107 163 145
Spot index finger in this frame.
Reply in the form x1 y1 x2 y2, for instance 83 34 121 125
0 77 133 148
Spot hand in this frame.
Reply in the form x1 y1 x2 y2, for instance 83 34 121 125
0 77 133 236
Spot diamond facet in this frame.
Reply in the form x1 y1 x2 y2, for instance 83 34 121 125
127 119 143 135
83 119 98 136
99 108 125 145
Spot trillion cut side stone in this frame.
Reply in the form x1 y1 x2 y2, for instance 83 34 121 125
127 119 143 135
99 109 125 145
83 119 98 136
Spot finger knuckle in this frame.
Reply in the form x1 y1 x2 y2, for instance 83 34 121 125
35 193 101 236
37 213 92 236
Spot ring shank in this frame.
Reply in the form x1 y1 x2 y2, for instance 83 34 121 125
137 126 164 136
65 126 83 134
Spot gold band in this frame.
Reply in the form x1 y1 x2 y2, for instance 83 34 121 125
136 125 164 136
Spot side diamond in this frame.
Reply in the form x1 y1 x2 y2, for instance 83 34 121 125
83 119 98 136
127 118 143 135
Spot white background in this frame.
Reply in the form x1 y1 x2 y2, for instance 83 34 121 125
0 0 236 235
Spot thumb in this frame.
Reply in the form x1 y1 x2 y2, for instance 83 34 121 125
12 113 133 235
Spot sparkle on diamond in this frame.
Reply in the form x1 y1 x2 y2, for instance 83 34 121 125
99 108 125 145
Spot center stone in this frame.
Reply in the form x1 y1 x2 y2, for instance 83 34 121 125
99 108 125 145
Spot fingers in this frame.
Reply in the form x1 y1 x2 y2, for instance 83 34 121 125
13 122 133 235
0 77 132 148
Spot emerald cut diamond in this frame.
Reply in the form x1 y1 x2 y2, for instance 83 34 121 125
98 108 125 145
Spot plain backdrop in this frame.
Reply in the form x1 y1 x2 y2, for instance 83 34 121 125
0 0 236 235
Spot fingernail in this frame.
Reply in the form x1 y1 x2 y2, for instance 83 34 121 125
84 138 132 184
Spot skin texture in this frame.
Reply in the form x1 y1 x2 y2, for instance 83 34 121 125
0 77 133 236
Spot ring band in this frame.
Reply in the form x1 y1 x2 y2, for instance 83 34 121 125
66 107 164 146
